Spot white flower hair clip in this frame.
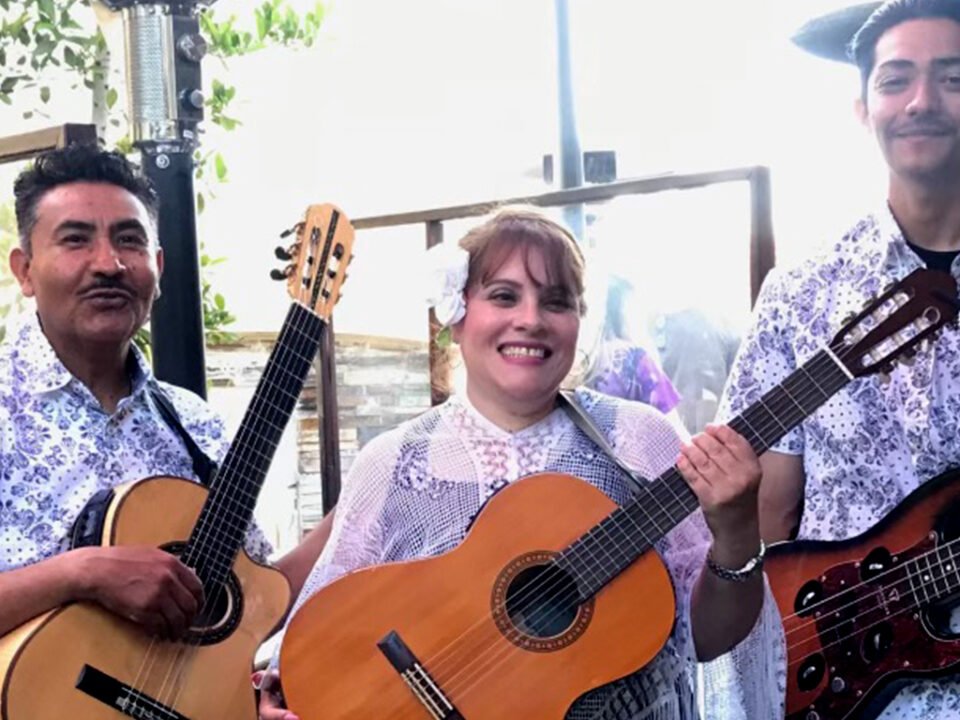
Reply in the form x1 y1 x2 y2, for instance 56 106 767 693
425 242 470 328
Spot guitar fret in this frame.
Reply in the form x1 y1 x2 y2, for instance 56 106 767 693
904 560 925 606
561 346 860 602
183 302 326 582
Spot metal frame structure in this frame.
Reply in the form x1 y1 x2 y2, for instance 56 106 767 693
311 165 775 513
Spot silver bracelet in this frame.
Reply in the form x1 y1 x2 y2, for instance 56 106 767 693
706 540 766 582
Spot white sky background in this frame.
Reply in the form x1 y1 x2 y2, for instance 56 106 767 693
0 0 888 340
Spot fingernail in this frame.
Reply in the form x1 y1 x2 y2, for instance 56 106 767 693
251 671 264 689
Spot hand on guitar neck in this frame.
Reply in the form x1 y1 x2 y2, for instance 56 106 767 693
0 545 203 639
677 423 765 661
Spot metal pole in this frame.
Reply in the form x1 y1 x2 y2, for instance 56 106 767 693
554 0 584 241
111 0 208 396
144 149 207 396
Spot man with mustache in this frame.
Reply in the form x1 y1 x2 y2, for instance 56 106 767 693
0 145 328 642
719 0 960 717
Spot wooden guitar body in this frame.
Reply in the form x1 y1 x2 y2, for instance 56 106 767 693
0 476 290 720
766 468 960 720
282 472 676 720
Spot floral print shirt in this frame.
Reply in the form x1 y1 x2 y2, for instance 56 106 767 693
718 205 960 719
0 312 272 571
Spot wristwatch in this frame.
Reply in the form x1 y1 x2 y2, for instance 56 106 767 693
706 540 766 582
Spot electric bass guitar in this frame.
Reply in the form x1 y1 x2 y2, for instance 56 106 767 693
768 464 960 720
0 204 354 720
280 269 958 719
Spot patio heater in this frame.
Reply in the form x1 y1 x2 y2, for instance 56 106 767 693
96 0 210 397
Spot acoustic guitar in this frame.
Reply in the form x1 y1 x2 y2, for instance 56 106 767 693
0 204 354 720
280 269 958 719
768 464 960 720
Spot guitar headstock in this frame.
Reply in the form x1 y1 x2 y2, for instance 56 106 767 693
831 268 958 378
272 204 355 320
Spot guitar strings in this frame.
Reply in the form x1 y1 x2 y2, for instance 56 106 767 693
165 303 321 711
145 300 316 706
404 345 853 705
782 532 960 655
119 301 320 715
425 322 937 706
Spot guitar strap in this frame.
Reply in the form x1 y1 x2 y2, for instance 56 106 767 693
70 383 217 548
557 390 647 499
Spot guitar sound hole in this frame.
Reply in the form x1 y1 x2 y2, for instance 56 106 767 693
195 584 233 629
861 623 893 664
797 654 826 692
860 547 892 582
795 580 824 617
505 564 580 639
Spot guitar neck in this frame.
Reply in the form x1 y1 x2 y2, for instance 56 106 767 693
181 302 325 590
559 344 854 599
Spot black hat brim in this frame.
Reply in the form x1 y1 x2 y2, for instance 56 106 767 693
791 2 881 64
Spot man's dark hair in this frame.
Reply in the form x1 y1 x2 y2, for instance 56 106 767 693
13 143 159 253
849 0 960 101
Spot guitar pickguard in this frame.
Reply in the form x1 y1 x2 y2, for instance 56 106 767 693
769 467 960 720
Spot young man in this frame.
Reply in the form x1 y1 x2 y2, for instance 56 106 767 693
720 0 960 716
0 144 329 641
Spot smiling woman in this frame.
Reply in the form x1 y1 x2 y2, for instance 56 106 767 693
259 206 785 720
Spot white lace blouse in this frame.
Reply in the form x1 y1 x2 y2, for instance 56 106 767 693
280 388 784 719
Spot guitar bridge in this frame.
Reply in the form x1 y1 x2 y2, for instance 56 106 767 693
75 664 187 720
377 630 464 720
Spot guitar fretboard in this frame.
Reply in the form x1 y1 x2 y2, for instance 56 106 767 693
180 302 324 596
556 344 853 599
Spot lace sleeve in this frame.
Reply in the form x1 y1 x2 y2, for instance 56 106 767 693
612 402 785 718
286 429 403 619
661 513 785 719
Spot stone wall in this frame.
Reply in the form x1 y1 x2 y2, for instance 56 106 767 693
206 332 431 546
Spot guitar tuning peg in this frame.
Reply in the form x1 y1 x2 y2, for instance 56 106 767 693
270 267 291 281
274 246 293 261
279 221 302 239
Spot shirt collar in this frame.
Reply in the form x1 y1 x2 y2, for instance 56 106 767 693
11 311 153 399
874 202 929 276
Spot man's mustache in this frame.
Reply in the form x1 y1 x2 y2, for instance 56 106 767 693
79 279 136 298
891 116 956 137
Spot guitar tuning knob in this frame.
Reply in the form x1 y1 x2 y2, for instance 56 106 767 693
279 222 302 239
274 246 293 261
270 267 291 281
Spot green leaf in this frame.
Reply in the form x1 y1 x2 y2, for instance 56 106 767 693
214 293 225 310
38 0 55 20
255 8 267 40
22 110 32 119
63 45 77 67
0 77 17 94
39 85 49 103
196 192 205 214
105 86 118 109
214 153 227 181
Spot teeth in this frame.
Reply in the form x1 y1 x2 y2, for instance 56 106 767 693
501 346 546 358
